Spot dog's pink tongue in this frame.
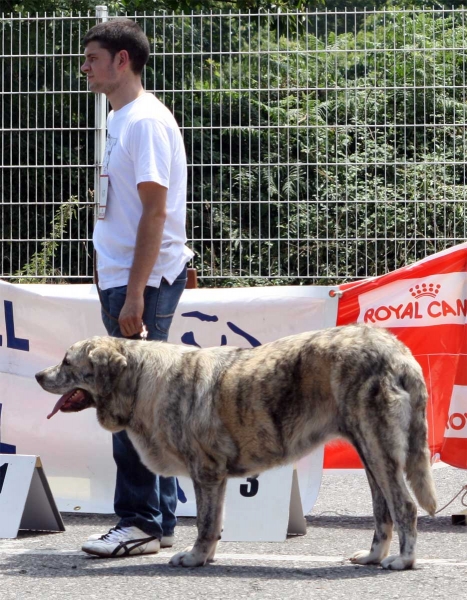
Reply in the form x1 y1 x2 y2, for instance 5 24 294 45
47 391 74 420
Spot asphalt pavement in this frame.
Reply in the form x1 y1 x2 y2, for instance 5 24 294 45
0 464 466 600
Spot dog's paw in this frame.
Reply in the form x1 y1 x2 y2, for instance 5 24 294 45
381 554 415 570
349 550 382 565
169 549 207 568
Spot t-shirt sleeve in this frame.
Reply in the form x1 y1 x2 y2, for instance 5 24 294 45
129 118 171 188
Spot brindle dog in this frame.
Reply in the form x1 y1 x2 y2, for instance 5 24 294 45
36 324 437 570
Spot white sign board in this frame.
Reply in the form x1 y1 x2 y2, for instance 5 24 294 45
222 466 306 542
0 455 65 538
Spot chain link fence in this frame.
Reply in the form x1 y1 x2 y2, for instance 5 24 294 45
1 7 467 285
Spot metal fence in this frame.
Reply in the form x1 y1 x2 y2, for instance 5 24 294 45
2 7 467 285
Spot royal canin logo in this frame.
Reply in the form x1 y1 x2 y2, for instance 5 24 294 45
363 281 467 324
409 283 441 299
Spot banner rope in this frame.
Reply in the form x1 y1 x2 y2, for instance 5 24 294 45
434 484 467 514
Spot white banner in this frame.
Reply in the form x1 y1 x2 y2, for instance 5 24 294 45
0 280 339 514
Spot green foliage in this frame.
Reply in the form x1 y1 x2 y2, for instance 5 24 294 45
4 1 320 15
179 9 467 284
14 198 80 283
1 11 96 281
3 7 467 285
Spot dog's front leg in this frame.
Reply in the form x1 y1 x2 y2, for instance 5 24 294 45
170 477 227 568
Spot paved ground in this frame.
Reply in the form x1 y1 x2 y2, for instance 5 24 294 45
0 464 466 600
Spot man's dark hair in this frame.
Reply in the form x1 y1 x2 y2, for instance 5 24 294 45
83 19 150 75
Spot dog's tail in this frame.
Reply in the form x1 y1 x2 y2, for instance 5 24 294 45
404 368 437 516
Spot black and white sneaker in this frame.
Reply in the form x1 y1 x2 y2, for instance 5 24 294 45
86 529 174 548
81 526 162 557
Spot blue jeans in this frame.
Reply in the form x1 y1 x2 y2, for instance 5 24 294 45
99 266 187 538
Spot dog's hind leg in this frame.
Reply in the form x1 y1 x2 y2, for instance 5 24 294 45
350 435 418 570
170 477 227 568
350 469 393 565
378 475 418 571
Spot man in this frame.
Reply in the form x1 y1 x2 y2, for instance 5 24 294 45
80 19 193 557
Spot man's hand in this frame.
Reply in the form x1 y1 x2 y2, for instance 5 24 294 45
118 294 145 337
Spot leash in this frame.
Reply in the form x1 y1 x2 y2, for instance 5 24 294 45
94 251 148 341
434 484 467 515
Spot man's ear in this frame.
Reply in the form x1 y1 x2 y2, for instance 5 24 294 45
116 49 130 70
89 347 127 397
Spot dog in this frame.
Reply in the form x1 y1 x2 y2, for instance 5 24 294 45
35 323 436 570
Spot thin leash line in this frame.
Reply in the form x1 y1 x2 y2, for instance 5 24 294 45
435 485 467 515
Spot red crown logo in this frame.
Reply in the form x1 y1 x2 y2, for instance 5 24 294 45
409 283 441 299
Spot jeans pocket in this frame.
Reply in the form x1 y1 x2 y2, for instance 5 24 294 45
100 286 128 337
153 271 187 336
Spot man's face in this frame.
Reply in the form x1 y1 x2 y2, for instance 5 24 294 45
81 41 120 95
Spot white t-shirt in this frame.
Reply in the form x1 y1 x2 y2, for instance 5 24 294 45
93 93 194 290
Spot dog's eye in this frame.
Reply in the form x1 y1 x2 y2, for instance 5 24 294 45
63 358 71 366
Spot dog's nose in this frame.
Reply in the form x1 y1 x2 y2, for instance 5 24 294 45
35 372 44 384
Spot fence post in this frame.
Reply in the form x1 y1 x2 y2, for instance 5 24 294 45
93 6 109 222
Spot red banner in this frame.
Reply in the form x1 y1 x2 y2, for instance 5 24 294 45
324 243 467 470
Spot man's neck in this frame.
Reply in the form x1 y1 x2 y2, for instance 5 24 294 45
107 79 145 111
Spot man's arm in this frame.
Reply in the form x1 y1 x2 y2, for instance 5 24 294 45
118 181 167 337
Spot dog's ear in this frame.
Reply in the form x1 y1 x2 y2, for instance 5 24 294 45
89 347 128 397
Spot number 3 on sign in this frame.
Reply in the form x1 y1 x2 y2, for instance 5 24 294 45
240 477 259 497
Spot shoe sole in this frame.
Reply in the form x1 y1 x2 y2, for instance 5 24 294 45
87 534 173 548
82 546 161 558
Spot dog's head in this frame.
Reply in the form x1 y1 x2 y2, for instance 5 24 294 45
36 336 130 431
